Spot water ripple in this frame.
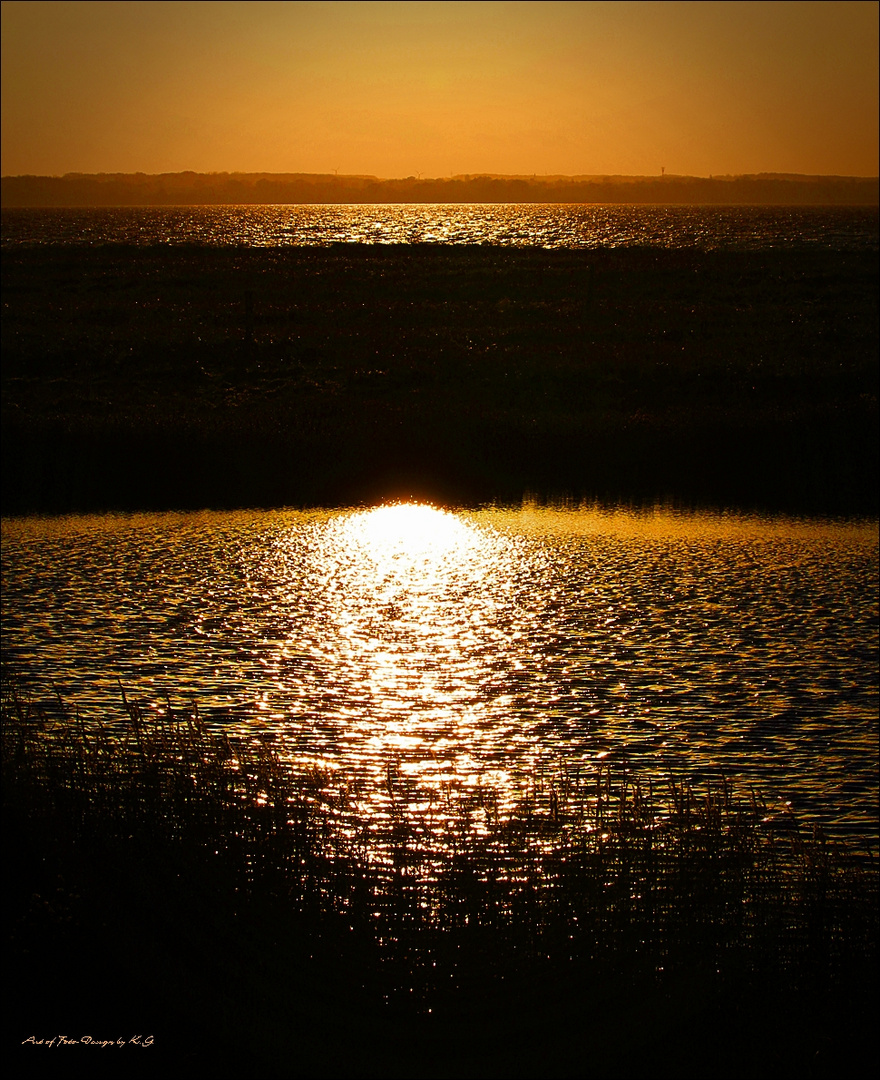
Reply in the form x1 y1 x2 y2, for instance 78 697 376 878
3 204 877 250
2 504 877 849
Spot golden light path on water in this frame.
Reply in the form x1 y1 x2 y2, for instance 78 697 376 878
4 205 878 251
2 501 878 849
261 503 550 823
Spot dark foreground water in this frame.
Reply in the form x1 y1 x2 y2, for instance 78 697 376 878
3 503 877 852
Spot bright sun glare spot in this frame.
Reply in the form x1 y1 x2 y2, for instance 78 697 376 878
357 502 471 561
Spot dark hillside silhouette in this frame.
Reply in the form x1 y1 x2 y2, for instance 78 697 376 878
2 171 878 207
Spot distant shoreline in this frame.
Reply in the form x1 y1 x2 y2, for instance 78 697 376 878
3 170 878 207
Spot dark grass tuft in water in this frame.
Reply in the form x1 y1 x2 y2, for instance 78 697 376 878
4 676 877 1078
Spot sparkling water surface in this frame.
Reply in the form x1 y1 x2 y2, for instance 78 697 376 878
3 203 877 249
3 504 877 851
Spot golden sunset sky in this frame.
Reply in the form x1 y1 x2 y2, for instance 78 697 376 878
2 0 877 178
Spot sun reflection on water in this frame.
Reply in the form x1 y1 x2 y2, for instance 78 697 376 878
3 504 877 848
271 503 546 816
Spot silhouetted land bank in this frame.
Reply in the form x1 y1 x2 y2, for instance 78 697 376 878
3 170 878 206
2 245 877 515
4 683 877 1079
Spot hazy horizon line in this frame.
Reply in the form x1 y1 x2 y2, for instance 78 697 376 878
3 169 879 183
5 171 876 209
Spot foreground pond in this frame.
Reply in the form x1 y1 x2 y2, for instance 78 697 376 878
2 503 877 851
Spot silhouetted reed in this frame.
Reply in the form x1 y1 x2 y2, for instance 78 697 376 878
5 677 875 1030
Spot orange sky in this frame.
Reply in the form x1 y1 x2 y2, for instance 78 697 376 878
2 0 877 178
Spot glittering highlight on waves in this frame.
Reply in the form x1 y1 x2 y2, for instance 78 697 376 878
263 503 549 816
2 504 877 849
2 204 878 250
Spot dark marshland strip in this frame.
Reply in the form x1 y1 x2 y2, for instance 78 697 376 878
2 243 877 515
3 690 878 1080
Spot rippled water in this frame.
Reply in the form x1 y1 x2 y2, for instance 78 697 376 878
3 204 878 249
3 504 877 850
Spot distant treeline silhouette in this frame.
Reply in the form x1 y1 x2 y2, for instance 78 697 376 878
2 170 878 206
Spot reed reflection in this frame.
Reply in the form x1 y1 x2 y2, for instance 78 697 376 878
272 503 546 807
